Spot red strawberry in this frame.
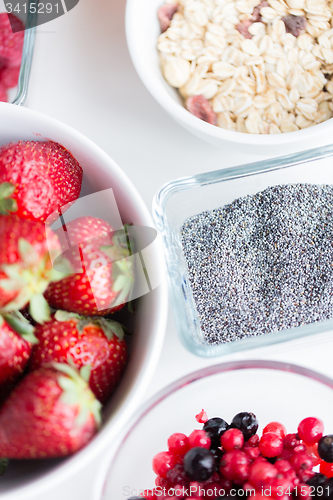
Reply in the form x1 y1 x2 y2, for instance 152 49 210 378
0 311 36 402
0 141 83 222
29 311 128 404
45 217 134 316
0 215 72 323
0 14 24 68
0 83 7 102
0 65 20 88
0 364 101 458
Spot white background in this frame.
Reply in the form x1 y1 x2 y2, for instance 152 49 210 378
7 0 333 497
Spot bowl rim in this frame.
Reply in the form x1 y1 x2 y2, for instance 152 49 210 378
93 359 333 500
152 142 333 357
125 0 333 146
0 102 169 500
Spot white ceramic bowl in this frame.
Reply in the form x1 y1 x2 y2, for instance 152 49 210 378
0 102 168 500
125 0 333 156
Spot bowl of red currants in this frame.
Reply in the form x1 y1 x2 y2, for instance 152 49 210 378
96 360 333 500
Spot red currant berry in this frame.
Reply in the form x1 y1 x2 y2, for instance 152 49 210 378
248 435 260 446
152 451 177 479
221 428 244 451
275 459 292 474
168 433 189 456
298 418 324 445
320 461 333 478
289 452 313 472
244 446 260 461
305 443 321 466
294 444 306 453
283 433 301 450
283 469 299 486
278 448 294 461
249 460 278 488
297 469 315 483
219 450 250 482
155 476 169 487
263 422 286 439
188 430 211 449
259 432 283 458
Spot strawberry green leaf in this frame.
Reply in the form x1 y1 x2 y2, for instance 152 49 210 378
0 288 31 312
2 311 38 344
55 362 102 428
51 256 73 278
0 198 18 214
97 318 125 341
80 365 91 383
18 239 39 267
0 182 15 198
0 182 17 215
55 310 81 322
0 315 3 327
0 458 9 476
29 294 51 324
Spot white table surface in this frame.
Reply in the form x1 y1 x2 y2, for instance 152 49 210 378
16 0 333 497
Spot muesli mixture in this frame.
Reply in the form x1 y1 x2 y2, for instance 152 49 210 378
157 0 333 133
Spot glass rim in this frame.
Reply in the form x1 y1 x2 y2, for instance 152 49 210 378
153 143 333 215
99 359 333 499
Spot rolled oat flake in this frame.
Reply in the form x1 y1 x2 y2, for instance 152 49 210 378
181 184 333 345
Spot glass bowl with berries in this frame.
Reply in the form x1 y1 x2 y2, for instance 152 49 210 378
96 360 333 500
0 92 168 497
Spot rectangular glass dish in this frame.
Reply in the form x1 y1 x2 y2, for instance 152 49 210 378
153 145 333 357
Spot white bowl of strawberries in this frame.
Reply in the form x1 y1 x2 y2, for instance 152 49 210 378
0 102 168 499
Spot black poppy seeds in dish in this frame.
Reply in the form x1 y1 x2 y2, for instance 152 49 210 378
181 183 333 345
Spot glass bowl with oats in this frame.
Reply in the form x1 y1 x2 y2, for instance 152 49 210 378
153 143 333 357
126 0 333 154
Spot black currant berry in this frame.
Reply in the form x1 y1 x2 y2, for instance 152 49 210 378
203 417 229 448
318 435 333 463
211 447 223 470
183 447 215 481
324 477 333 498
306 473 327 488
230 412 258 441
